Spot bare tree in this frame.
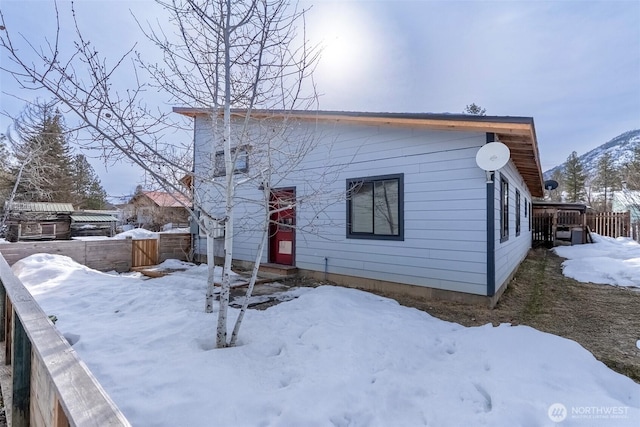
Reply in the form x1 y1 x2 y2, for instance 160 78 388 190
0 0 329 347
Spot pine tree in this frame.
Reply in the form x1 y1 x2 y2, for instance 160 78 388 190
563 151 587 202
0 135 14 205
9 101 75 202
70 154 108 209
548 169 564 202
622 145 640 190
594 152 621 210
464 103 487 116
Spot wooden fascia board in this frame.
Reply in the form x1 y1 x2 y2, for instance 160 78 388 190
241 111 533 135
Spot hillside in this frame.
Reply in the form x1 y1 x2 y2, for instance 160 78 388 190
544 129 640 179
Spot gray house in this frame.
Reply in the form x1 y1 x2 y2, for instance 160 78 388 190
175 109 544 306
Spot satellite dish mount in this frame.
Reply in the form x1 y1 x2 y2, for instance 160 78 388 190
475 142 511 183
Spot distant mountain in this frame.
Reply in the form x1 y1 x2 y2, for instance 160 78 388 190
544 129 640 180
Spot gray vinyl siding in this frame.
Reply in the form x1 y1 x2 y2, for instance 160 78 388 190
494 163 532 292
193 118 491 296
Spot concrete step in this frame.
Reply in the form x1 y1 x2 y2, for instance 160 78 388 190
258 263 298 278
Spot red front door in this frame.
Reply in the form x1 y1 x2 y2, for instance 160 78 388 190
269 189 295 265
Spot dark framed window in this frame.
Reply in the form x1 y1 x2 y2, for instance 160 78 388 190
500 175 509 242
515 189 521 236
347 173 404 240
214 146 249 177
529 201 532 231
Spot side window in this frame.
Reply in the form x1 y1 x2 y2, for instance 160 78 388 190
516 189 521 236
500 175 509 242
347 174 404 241
214 146 249 177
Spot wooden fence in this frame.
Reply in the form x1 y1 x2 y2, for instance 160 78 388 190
586 212 631 239
0 253 130 426
532 212 554 245
533 210 632 245
0 233 191 271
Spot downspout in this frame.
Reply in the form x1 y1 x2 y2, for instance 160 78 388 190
486 133 496 297
324 257 328 281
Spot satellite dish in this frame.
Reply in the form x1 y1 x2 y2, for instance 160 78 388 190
475 142 511 171
544 180 559 191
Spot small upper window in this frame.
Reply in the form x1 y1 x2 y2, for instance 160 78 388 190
214 147 249 177
347 174 404 240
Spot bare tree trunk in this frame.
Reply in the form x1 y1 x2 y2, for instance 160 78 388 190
205 232 216 313
230 182 270 346
216 0 234 348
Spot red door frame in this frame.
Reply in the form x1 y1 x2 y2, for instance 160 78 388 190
269 188 296 265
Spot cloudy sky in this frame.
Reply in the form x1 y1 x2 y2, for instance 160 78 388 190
1 0 639 198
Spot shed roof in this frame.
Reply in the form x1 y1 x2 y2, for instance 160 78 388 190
173 108 544 197
5 202 75 213
532 201 591 213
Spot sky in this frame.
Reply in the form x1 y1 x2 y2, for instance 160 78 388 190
1 0 639 199
6 234 640 425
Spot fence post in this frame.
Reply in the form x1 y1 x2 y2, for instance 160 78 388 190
12 313 32 427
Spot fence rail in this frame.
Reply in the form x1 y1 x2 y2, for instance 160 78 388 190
0 233 191 271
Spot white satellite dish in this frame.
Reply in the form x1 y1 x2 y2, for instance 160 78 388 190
475 142 511 171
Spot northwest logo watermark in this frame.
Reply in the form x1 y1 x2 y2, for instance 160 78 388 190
548 403 629 422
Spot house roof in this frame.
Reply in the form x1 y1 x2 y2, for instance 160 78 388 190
173 108 544 197
5 202 75 213
134 191 190 208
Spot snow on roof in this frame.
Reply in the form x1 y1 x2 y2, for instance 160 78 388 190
5 202 75 213
70 214 118 223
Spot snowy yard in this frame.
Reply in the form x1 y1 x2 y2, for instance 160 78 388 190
554 234 640 287
10 235 640 426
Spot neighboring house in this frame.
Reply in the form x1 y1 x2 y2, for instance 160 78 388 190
2 202 75 242
612 190 640 223
70 211 118 238
125 191 190 231
175 109 544 306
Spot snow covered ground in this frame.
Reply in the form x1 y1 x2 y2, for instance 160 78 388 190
11 253 640 426
554 233 640 287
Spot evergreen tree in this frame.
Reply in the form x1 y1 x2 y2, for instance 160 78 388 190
9 100 75 202
562 151 587 202
70 154 108 209
548 169 564 202
0 134 13 202
622 145 640 190
463 103 487 116
593 152 621 210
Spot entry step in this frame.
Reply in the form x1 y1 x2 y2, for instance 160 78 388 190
258 263 298 278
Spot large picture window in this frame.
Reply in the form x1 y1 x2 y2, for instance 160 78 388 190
500 175 509 242
347 174 404 240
